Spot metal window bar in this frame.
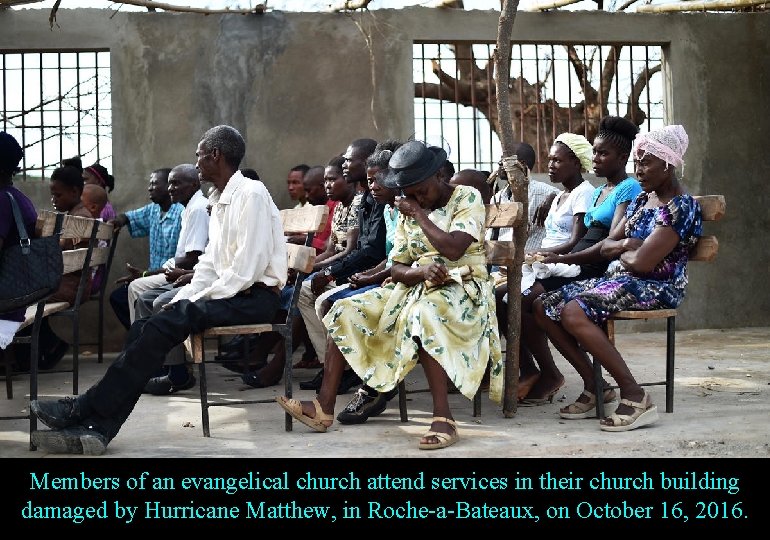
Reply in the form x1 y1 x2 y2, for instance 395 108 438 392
0 49 112 182
414 41 664 175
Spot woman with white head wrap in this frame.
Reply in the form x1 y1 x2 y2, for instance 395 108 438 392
534 124 702 432
537 132 596 255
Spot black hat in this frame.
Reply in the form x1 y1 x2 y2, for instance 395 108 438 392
381 140 447 190
0 131 23 175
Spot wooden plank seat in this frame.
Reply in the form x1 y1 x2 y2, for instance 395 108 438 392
396 200 523 422
594 194 726 417
188 204 329 436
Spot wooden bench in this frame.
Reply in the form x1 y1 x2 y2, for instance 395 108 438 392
594 194 726 417
0 210 112 449
396 200 523 421
188 204 329 436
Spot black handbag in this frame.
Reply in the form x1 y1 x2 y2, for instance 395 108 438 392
0 191 63 313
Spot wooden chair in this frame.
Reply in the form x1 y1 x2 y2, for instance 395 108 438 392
0 211 110 449
397 200 522 421
593 194 726 417
86 225 121 364
37 211 115 395
188 204 329 436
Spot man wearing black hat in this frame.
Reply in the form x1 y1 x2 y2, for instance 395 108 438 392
295 138 387 395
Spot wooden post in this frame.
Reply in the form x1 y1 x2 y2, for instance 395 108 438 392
495 0 523 417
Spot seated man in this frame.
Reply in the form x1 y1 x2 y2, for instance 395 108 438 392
30 125 288 455
126 163 210 394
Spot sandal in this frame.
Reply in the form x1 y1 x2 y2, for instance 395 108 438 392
275 397 333 433
518 379 565 407
418 417 459 450
241 370 280 389
517 372 541 401
600 390 659 432
560 388 618 420
293 357 322 370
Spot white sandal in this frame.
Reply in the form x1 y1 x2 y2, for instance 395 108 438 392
600 391 658 432
418 417 459 450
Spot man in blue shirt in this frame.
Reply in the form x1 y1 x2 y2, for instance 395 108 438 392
108 168 183 329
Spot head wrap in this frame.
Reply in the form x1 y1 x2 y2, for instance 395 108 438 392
554 132 593 173
0 131 24 175
632 125 688 170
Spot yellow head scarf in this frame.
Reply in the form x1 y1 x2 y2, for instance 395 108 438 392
554 132 593 173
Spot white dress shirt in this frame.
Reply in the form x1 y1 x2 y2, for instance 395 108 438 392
169 171 287 304
162 189 210 270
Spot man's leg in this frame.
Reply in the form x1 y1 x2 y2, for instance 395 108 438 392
142 286 193 391
128 274 169 323
297 275 333 364
35 289 281 445
109 284 131 330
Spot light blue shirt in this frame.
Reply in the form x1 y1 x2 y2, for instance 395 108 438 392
583 176 642 228
125 202 184 270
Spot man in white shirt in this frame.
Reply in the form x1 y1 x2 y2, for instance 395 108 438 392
126 164 210 324
125 163 210 394
30 125 288 455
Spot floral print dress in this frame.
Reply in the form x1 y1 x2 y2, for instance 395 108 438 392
541 192 703 324
323 185 503 402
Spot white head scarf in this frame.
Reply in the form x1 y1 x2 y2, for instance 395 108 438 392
554 133 593 173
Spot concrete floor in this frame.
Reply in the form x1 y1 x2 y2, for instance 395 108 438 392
1 326 768 459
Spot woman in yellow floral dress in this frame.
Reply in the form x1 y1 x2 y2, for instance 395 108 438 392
276 140 502 450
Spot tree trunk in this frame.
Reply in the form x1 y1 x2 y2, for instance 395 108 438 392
495 0 523 417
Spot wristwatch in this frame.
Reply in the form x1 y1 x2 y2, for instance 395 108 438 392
323 267 335 281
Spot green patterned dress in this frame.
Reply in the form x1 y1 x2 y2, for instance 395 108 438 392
322 185 503 403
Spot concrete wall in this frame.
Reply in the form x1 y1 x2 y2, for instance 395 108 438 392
1 8 767 350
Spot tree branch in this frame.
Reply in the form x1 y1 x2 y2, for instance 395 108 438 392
637 0 769 11
627 63 661 122
330 0 373 12
495 0 523 418
599 45 621 105
105 0 267 15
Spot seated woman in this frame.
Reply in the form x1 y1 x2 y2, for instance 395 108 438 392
502 132 595 403
276 140 502 450
518 117 642 404
82 162 117 222
0 131 37 353
13 165 94 370
533 124 702 431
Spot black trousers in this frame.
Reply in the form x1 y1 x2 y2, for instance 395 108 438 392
109 284 131 330
79 288 280 441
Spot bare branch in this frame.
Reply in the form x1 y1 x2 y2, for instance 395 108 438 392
105 0 267 15
48 0 61 30
599 45 621 105
616 0 643 11
525 0 585 11
637 0 769 11
566 45 599 103
329 0 373 12
627 63 661 122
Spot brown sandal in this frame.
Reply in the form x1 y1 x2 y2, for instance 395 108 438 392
559 389 618 420
275 397 333 433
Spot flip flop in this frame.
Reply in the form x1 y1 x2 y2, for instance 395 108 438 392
275 396 333 433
